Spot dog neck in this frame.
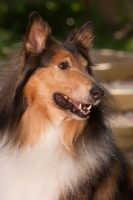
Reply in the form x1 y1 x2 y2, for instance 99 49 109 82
13 97 86 154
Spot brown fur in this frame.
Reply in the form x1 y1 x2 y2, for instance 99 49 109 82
0 11 133 200
20 49 94 150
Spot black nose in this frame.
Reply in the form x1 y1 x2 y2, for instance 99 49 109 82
89 85 104 100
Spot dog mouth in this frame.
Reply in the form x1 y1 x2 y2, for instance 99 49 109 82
53 93 93 118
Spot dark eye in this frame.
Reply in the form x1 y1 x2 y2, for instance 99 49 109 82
58 61 68 69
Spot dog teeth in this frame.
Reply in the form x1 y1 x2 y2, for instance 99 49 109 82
64 95 72 103
78 103 82 110
87 105 92 111
62 95 91 116
87 110 90 114
77 103 92 115
64 96 68 99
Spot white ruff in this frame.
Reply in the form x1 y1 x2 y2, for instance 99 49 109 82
0 124 107 200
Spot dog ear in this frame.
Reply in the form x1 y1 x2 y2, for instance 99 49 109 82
67 21 94 54
24 12 51 54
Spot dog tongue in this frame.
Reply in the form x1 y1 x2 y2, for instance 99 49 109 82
71 101 88 109
71 100 80 108
82 105 88 110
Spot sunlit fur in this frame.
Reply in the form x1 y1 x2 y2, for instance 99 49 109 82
0 12 133 200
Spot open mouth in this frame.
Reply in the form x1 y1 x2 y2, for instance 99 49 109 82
53 93 93 118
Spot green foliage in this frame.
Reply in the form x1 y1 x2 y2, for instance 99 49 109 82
0 0 133 57
0 1 88 39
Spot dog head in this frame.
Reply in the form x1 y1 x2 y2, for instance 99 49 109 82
23 12 104 122
0 12 106 149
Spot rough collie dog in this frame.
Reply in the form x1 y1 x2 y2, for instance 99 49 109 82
0 12 133 200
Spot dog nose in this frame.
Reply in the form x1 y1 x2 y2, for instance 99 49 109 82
89 85 104 100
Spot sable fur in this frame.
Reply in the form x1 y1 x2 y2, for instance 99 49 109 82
0 11 133 200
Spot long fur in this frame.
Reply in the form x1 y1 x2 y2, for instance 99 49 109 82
0 12 133 200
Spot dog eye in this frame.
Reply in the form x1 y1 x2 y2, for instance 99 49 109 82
58 61 68 69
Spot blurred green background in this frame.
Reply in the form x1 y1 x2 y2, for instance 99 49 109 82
0 0 133 56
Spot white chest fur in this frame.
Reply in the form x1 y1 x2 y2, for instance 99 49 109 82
0 125 107 200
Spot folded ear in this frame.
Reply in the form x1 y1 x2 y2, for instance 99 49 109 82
67 21 94 54
24 11 51 54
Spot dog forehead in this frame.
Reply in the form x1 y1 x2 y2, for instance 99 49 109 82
51 49 87 67
63 42 88 66
40 40 88 68
40 48 71 67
